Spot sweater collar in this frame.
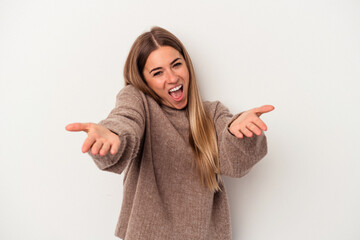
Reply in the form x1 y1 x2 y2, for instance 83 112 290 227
160 103 188 116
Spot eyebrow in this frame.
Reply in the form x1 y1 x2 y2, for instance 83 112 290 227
149 58 181 74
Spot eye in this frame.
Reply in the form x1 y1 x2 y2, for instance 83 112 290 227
153 71 163 77
173 62 182 68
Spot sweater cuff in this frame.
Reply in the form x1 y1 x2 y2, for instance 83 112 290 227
87 133 126 170
224 112 267 158
227 112 243 137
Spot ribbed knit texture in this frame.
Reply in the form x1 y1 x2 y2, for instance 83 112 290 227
88 85 268 240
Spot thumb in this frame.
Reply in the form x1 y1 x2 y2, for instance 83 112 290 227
65 122 91 132
254 105 275 116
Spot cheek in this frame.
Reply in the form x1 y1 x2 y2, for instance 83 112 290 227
184 72 190 86
147 79 166 94
183 68 190 82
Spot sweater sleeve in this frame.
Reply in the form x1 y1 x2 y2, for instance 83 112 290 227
88 86 145 174
213 102 268 178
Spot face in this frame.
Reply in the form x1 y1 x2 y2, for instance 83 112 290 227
143 46 190 110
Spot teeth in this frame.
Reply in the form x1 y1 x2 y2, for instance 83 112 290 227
169 85 182 92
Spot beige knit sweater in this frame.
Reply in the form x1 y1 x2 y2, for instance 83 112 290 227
88 85 268 240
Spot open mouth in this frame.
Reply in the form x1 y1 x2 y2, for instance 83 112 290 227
168 84 184 101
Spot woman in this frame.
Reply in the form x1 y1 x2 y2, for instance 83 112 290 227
66 26 274 240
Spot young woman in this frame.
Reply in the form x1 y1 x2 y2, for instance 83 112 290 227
66 26 274 240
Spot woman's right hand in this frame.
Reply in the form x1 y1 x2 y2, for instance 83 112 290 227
65 123 121 156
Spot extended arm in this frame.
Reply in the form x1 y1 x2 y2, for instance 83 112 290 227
214 102 274 178
66 86 146 174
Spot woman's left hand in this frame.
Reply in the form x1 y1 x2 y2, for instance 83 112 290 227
229 105 275 138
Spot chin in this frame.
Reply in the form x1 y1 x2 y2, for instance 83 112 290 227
175 103 187 110
166 99 187 110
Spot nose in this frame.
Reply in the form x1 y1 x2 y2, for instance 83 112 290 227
166 69 178 84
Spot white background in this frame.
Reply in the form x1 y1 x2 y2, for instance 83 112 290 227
1 0 359 239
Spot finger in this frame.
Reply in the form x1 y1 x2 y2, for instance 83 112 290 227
82 136 96 153
65 122 91 132
240 126 253 138
253 117 268 131
229 127 243 138
234 129 244 139
91 141 103 155
99 142 111 156
253 105 275 116
246 122 262 136
110 139 121 155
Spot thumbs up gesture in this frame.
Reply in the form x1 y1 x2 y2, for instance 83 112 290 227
229 105 275 138
65 123 121 156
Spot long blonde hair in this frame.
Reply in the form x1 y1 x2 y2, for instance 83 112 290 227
124 26 222 192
